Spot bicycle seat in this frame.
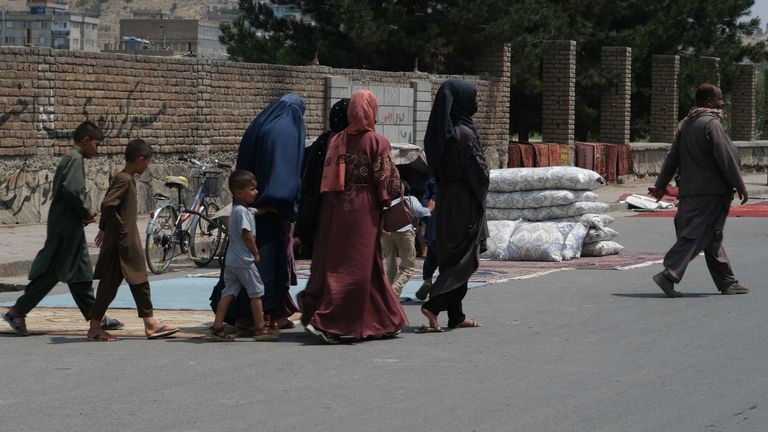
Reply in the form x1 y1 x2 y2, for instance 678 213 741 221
164 176 188 189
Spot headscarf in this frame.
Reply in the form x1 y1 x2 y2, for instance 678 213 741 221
236 93 306 218
320 90 378 192
328 98 350 133
424 80 479 175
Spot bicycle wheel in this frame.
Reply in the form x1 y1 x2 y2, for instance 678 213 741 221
189 202 223 267
145 205 177 274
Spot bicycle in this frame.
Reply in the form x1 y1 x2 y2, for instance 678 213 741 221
144 156 231 274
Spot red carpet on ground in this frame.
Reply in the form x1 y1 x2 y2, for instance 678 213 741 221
631 200 768 218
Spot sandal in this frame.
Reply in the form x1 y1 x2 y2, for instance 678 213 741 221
253 327 280 342
414 325 444 334
208 325 234 342
87 331 118 342
3 311 28 336
451 318 482 329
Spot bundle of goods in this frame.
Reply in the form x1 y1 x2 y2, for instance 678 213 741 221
482 167 623 261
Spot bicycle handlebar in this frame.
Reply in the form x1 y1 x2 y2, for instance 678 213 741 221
178 156 230 171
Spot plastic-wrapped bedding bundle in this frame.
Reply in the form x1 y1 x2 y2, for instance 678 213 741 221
486 201 609 222
486 190 599 209
481 219 588 262
584 226 619 244
553 213 616 229
506 221 589 262
480 220 520 260
582 241 624 256
489 166 607 192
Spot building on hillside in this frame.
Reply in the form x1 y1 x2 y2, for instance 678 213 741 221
0 0 99 51
105 18 228 59
131 9 169 20
206 3 240 23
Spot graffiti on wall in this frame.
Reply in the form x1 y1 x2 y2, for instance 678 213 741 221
43 83 167 140
0 99 31 129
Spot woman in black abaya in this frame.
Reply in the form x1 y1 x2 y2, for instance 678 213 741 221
419 80 489 332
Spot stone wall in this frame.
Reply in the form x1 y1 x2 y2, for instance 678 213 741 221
0 45 511 224
630 142 768 178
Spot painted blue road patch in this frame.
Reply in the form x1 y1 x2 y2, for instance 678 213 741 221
1 278 485 310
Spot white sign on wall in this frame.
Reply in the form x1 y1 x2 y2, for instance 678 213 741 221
351 85 414 145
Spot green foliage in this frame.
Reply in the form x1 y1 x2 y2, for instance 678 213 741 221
221 0 767 141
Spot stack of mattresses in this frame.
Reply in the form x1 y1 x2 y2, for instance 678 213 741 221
508 142 561 168
575 142 633 182
481 167 623 261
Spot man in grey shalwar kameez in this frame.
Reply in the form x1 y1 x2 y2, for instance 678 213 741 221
650 83 749 298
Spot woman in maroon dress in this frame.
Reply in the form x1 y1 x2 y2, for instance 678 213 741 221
298 89 409 343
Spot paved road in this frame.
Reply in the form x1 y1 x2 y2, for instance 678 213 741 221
1 215 766 432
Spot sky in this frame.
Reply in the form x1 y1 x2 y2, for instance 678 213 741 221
752 0 768 24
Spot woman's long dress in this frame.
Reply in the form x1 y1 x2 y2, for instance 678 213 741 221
423 125 489 327
298 134 409 338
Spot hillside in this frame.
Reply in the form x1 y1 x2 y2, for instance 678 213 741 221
0 0 232 49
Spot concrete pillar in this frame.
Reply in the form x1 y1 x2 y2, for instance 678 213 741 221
600 47 632 144
542 40 576 165
650 55 679 143
411 79 431 147
731 63 756 141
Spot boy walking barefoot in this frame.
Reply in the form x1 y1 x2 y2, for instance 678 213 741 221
3 121 123 336
209 169 279 342
86 139 179 341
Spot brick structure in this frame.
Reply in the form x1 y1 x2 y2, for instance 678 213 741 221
475 43 512 168
542 40 576 165
731 63 756 141
0 45 511 223
697 56 720 86
650 55 679 143
600 47 632 144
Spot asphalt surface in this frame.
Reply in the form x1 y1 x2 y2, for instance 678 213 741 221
1 214 766 432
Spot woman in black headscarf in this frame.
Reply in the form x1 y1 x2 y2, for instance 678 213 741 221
419 80 489 332
294 98 350 259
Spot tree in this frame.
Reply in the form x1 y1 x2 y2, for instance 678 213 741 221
220 0 766 141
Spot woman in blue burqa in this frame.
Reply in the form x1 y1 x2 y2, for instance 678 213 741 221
419 80 489 332
210 94 306 331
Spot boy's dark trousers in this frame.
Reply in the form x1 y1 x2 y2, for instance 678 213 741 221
13 267 95 320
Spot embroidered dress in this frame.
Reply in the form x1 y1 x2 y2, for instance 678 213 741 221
298 90 408 339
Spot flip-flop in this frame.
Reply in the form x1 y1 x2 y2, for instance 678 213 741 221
414 325 444 334
87 331 118 342
3 311 29 336
147 325 180 339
